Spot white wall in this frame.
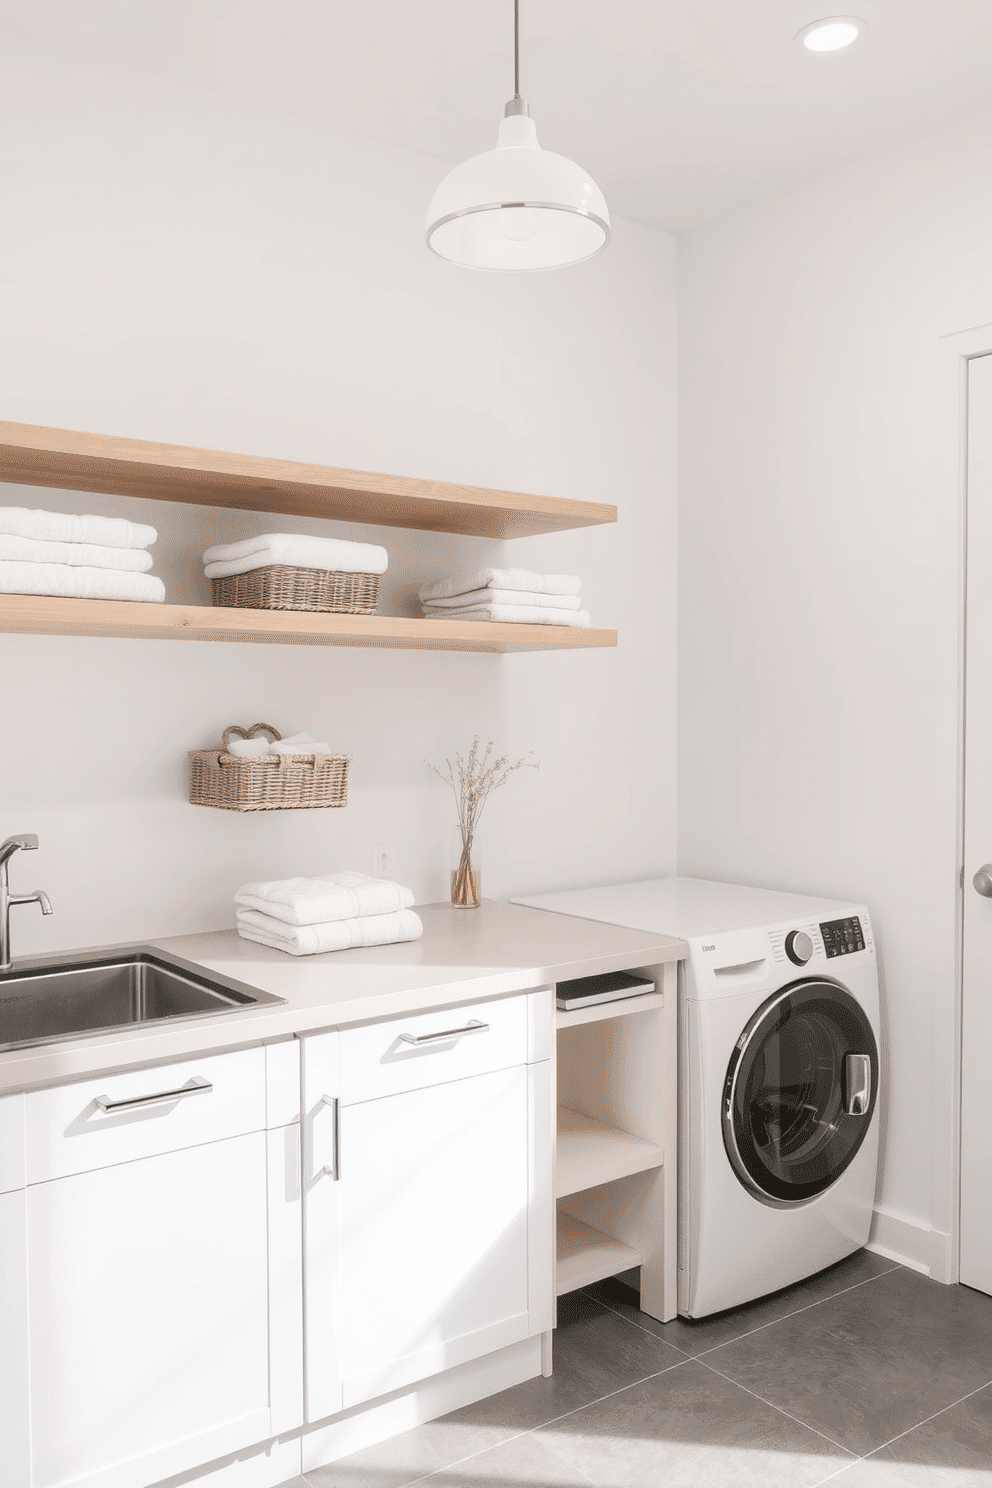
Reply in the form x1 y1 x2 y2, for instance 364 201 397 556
678 114 992 1266
0 32 678 954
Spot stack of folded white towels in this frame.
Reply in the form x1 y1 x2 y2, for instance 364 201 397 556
235 870 422 956
202 533 389 583
0 507 165 602
226 730 337 758
419 567 589 626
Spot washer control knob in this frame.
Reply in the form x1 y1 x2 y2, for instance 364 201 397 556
785 930 814 965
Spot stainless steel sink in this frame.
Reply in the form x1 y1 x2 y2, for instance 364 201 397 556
0 947 285 1053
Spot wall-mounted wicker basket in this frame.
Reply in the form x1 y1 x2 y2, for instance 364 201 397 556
210 566 379 614
189 723 351 811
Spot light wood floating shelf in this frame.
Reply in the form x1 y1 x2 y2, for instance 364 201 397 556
556 1107 665 1198
556 1210 643 1296
0 420 617 540
556 991 664 1030
0 595 617 653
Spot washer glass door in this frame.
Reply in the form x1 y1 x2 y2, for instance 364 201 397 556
722 977 878 1207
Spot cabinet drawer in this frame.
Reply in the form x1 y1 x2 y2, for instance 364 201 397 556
25 1047 266 1184
338 995 528 1105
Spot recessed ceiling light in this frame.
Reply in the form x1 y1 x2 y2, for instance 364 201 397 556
795 16 867 52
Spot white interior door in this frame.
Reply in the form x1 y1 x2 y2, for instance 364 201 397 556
961 350 992 1294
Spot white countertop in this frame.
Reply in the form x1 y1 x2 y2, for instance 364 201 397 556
0 900 686 1096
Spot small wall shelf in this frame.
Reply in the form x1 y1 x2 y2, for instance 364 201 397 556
0 595 617 653
0 420 617 540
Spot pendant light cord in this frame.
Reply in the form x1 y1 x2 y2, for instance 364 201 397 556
505 0 527 114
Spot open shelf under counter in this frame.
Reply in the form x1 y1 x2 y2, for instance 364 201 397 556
0 595 618 654
556 1210 643 1297
0 419 617 540
556 1107 665 1199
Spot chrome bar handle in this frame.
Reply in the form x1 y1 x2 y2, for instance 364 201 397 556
319 1094 339 1180
844 1054 871 1117
398 1019 489 1046
95 1077 213 1114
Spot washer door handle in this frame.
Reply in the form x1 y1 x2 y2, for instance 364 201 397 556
844 1053 872 1116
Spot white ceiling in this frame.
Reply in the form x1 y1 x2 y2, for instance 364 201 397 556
2 0 991 232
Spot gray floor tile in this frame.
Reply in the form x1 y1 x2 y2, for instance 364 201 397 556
533 1358 852 1488
826 1381 992 1487
705 1268 992 1456
303 1292 686 1488
584 1249 900 1356
435 1290 688 1436
302 1413 522 1488
424 1431 598 1487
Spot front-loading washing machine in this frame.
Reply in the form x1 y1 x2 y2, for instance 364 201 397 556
514 877 881 1317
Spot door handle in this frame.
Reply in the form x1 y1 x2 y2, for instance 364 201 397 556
844 1054 871 1117
318 1094 339 1181
974 865 992 897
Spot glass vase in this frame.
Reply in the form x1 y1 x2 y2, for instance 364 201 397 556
451 831 482 908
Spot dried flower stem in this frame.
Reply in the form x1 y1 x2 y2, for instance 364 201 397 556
428 737 538 907
428 735 538 844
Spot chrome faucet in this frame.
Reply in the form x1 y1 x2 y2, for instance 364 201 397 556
0 835 53 972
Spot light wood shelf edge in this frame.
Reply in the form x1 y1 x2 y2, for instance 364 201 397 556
0 419 617 540
0 596 618 654
555 1210 643 1296
556 991 664 1030
556 1106 665 1198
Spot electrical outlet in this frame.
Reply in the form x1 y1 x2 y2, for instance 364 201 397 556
373 843 394 879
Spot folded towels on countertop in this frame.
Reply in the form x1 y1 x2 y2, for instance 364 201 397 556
0 506 156 549
424 602 590 627
235 870 415 926
422 588 582 612
418 568 581 603
237 907 423 955
0 535 153 571
203 533 388 578
0 562 165 603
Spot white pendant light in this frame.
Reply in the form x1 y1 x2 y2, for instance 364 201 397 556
425 0 610 271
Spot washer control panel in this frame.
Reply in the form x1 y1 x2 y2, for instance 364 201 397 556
820 915 866 958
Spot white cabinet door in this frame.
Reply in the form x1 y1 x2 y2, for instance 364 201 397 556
0 1188 29 1488
27 1132 271 1488
337 1066 530 1410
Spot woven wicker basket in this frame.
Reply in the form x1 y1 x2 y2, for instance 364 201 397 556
211 565 379 614
189 724 351 812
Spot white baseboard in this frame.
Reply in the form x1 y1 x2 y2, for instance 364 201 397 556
151 1336 543 1488
151 1339 544 1488
149 1436 302 1488
868 1206 955 1283
302 1334 542 1473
